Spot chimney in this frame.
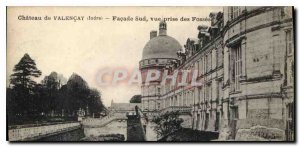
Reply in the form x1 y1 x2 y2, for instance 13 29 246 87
150 30 157 39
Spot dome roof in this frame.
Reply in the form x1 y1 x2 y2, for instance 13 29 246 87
142 35 181 60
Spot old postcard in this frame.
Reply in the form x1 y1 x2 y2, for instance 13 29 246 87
6 6 295 142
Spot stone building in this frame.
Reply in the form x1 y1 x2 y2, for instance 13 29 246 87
220 6 294 141
140 20 182 117
139 6 294 141
108 100 141 115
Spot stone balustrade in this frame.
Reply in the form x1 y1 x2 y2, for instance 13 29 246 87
8 122 80 141
82 112 127 128
160 106 192 114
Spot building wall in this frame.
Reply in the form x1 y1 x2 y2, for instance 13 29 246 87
139 6 294 141
220 6 294 140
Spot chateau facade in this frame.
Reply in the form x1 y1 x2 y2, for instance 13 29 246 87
139 6 294 140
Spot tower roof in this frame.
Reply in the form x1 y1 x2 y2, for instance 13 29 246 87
142 36 181 59
142 21 181 60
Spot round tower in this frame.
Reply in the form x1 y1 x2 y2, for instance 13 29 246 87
139 21 181 116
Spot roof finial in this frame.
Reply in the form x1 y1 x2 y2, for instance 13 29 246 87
159 20 167 36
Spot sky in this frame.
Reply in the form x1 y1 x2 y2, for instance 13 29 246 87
7 7 222 107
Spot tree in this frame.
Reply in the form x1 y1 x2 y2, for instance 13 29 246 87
152 111 183 138
7 87 18 123
40 72 61 116
57 85 71 117
9 53 42 117
41 73 106 118
10 53 41 89
41 72 60 90
129 95 142 103
7 54 107 124
88 89 105 115
65 73 88 115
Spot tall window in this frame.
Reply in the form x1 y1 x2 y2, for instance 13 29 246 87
203 86 206 102
217 47 224 67
206 84 211 102
231 107 239 119
200 58 203 75
231 44 242 91
206 52 212 73
144 101 148 110
286 30 294 86
210 52 212 71
197 61 200 77
290 60 294 84
286 30 293 55
157 87 160 95
197 88 201 105
204 55 207 73
217 81 222 104
229 7 241 20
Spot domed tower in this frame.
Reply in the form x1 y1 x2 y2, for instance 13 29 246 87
139 21 181 116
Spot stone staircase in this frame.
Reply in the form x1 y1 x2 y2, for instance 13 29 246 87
82 111 126 128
